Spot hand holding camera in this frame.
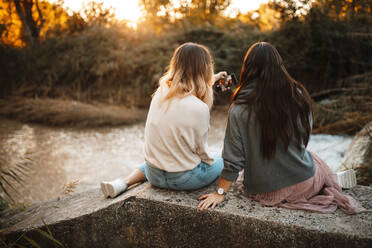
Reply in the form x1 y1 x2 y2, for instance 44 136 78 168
213 72 238 93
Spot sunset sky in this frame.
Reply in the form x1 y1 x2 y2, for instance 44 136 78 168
55 0 269 24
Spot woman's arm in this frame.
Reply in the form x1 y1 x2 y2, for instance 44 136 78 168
197 177 233 210
198 106 246 210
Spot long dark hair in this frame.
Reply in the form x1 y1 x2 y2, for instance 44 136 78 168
232 42 313 160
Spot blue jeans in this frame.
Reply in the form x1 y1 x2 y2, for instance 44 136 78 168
139 155 223 190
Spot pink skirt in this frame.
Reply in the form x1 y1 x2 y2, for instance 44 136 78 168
237 152 367 214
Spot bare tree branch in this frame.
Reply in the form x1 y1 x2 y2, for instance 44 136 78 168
13 0 34 46
12 0 44 46
35 0 44 35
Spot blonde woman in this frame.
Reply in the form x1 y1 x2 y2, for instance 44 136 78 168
101 42 226 198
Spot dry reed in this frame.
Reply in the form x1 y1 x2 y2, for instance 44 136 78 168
0 98 147 127
62 180 80 195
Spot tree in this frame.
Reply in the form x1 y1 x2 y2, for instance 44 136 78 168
0 0 68 47
139 0 232 30
311 0 371 21
0 0 25 46
243 3 281 31
178 0 231 22
269 0 312 23
269 0 371 24
12 0 44 46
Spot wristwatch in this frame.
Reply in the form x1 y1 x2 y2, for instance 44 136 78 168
217 187 226 195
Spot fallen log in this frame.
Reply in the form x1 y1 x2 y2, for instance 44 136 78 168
313 114 372 135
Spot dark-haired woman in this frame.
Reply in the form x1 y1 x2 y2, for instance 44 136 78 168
198 42 366 214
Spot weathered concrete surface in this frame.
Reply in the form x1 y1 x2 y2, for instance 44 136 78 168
1 182 371 248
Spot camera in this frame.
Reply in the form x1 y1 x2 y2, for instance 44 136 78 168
213 73 238 93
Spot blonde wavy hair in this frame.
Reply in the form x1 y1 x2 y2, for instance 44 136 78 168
158 42 214 109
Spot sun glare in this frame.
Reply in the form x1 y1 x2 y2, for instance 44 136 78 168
56 0 142 27
108 0 142 26
53 0 269 27
227 0 269 17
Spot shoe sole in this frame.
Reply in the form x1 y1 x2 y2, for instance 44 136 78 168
336 169 357 189
106 183 116 198
100 182 110 198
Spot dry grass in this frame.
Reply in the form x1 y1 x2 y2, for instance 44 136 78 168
312 73 372 135
62 180 80 195
0 97 147 127
313 107 372 134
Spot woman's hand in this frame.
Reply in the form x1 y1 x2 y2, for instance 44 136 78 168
213 71 231 92
213 71 227 82
197 192 224 210
198 178 232 210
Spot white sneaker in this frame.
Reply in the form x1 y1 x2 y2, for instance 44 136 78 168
334 169 357 189
100 179 128 198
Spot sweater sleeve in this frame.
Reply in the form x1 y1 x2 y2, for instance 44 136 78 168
195 104 214 165
221 106 246 181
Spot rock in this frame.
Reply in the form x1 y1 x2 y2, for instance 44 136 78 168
341 122 372 185
1 183 371 248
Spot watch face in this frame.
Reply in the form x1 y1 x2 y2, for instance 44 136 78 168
217 188 224 195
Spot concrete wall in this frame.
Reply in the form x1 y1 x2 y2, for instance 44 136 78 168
1 183 371 247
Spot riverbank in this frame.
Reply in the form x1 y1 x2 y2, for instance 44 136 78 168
1 70 371 133
0 97 147 127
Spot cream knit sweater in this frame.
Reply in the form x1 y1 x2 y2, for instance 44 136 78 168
144 86 214 172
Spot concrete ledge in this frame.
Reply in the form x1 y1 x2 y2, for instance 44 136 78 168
1 183 371 247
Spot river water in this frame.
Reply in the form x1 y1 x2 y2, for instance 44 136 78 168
0 107 352 207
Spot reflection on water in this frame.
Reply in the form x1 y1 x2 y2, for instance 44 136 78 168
0 118 146 206
0 107 352 206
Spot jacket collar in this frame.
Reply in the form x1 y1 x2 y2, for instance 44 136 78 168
235 82 256 102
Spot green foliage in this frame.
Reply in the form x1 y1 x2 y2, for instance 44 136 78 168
0 24 177 105
0 22 263 106
0 0 370 106
269 0 312 22
266 0 372 91
176 26 263 75
139 0 232 31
